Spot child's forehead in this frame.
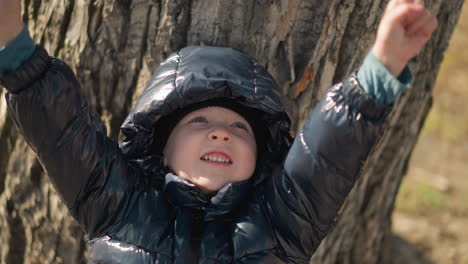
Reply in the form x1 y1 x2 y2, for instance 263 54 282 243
183 106 246 120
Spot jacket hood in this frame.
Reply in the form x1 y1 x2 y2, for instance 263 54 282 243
118 46 291 184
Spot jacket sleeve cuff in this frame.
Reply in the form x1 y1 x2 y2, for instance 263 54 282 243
339 72 393 121
357 51 413 105
0 26 37 77
0 45 51 94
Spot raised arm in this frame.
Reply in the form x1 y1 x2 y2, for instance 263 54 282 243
0 0 135 238
262 0 437 260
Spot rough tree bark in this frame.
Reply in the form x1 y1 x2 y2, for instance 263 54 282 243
0 0 463 263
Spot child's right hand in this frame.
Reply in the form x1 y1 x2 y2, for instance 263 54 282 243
0 0 23 47
372 0 438 77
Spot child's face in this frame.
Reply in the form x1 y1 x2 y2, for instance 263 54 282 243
163 106 257 193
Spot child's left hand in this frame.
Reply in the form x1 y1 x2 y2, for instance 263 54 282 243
372 0 438 76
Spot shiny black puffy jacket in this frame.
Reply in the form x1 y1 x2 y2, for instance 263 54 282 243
1 46 390 263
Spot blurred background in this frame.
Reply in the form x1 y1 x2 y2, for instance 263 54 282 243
393 3 468 264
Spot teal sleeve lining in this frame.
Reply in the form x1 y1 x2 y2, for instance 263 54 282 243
357 51 413 105
0 26 36 77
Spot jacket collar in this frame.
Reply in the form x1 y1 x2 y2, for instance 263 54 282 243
163 173 251 221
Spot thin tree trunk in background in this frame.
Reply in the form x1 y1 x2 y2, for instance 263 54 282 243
0 0 463 263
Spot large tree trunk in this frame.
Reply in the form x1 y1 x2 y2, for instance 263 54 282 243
0 0 463 263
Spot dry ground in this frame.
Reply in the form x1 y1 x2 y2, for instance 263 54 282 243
394 136 468 264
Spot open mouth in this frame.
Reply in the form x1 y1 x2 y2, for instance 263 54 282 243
200 152 233 165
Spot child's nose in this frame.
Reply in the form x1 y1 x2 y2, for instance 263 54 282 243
208 127 231 142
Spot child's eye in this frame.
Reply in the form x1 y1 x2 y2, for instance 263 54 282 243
189 116 208 123
232 122 248 130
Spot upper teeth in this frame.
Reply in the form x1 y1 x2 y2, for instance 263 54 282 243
201 155 232 163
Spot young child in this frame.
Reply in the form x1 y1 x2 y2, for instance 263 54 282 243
0 0 437 263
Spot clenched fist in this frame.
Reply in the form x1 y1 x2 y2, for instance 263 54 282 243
372 0 438 76
0 0 23 46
